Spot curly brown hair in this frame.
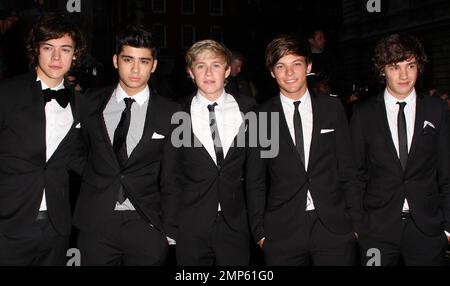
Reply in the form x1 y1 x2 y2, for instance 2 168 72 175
373 34 428 79
26 13 86 68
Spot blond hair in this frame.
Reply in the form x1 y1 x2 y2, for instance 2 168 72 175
185 39 232 70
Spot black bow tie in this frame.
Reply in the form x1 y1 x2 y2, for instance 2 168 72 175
42 88 71 108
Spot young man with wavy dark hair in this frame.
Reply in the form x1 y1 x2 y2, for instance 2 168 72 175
351 34 450 266
0 14 86 266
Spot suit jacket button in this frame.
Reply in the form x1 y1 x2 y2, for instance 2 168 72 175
404 180 409 184
120 174 125 180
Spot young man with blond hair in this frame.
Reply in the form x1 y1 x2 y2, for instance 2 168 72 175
175 40 255 266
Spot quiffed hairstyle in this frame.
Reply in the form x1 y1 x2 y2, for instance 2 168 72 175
26 14 86 68
115 25 157 58
265 34 311 70
373 34 428 79
185 39 232 70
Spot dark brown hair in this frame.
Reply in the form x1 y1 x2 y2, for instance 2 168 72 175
265 34 311 71
26 14 86 68
373 34 428 78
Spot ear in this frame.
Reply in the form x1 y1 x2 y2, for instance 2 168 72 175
307 62 312 74
151 60 158 73
187 68 195 80
270 71 275 78
113 55 118 69
225 66 231 78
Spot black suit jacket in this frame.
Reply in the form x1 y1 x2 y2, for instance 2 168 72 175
0 71 84 236
350 92 450 237
246 92 362 243
73 86 180 239
175 93 255 238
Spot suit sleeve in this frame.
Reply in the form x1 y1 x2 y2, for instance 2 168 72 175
160 106 182 240
349 103 368 233
437 102 450 233
245 110 267 243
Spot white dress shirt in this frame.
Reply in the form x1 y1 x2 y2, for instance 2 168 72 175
280 90 315 210
384 89 416 212
191 91 243 211
38 77 73 211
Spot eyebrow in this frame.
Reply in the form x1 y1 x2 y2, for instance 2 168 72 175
391 61 417 66
41 43 74 48
120 55 153 61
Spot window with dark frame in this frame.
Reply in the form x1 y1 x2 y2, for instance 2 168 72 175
152 0 166 13
182 25 196 48
182 0 195 15
210 25 224 42
153 24 167 49
209 0 223 16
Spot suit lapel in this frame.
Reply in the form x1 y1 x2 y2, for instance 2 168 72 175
375 93 404 172
307 93 321 171
221 94 246 163
29 75 47 164
406 93 424 168
273 95 304 166
47 87 78 163
126 91 158 164
98 87 119 167
186 96 220 169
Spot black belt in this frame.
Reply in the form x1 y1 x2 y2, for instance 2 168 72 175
36 211 48 221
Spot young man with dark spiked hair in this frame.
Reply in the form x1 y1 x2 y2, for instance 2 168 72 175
73 25 180 266
246 34 361 266
351 34 450 266
0 14 86 266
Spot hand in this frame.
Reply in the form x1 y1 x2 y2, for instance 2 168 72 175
258 238 265 249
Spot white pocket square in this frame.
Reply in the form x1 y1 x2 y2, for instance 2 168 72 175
423 121 435 129
320 129 335 134
151 132 165 139
75 123 81 129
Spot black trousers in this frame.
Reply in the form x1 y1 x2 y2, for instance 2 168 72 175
176 212 250 266
359 213 448 266
264 210 357 266
77 211 168 266
0 214 69 266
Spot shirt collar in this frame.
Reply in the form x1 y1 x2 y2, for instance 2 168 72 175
115 83 149 107
384 88 416 108
194 90 227 110
36 76 65 91
280 89 311 109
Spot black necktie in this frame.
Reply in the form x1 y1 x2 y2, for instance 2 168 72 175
207 103 224 167
42 88 71 108
113 97 135 204
397 102 408 171
293 101 305 166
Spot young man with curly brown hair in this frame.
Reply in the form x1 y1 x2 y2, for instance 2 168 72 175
350 34 450 266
